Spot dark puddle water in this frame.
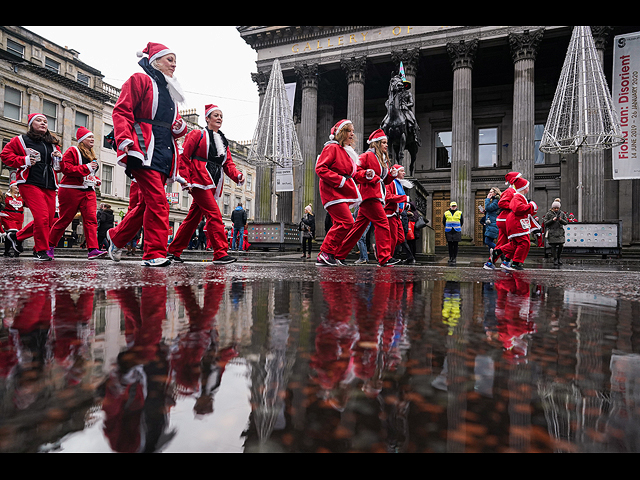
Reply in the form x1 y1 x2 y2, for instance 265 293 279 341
1 261 640 452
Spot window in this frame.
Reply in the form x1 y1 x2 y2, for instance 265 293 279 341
245 199 252 219
4 86 22 121
103 123 114 149
182 189 189 208
45 57 60 74
478 128 498 168
435 131 452 169
102 165 113 195
246 174 253 191
75 111 89 131
77 72 90 87
125 176 131 198
6 39 24 58
534 124 546 165
43 100 58 132
223 194 230 216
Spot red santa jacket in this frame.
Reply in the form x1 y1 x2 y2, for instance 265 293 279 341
353 149 395 203
178 128 241 198
506 192 538 240
0 135 61 188
58 146 101 190
497 185 515 226
0 191 24 231
112 71 187 181
315 142 362 209
384 179 409 217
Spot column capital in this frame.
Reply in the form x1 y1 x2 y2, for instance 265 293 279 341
591 26 614 51
391 47 420 76
294 63 319 89
340 56 367 85
509 29 545 62
251 70 270 96
447 39 478 71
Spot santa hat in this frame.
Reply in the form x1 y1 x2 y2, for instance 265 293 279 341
367 129 387 145
329 119 352 140
205 104 222 118
504 171 522 186
137 42 174 64
393 164 405 171
28 113 46 128
513 176 530 192
76 126 93 143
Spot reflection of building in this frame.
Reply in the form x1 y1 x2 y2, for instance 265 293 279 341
0 26 253 247
239 26 640 246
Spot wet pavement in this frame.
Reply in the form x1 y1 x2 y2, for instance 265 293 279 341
2 256 640 453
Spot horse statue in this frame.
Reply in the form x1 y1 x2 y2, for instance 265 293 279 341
380 70 421 176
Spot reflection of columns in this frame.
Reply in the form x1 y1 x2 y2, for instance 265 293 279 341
448 39 477 240
510 29 544 191
295 63 319 221
341 56 367 153
251 70 272 222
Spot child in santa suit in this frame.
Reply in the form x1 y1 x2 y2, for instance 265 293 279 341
315 119 362 266
0 113 61 261
48 127 106 260
106 42 188 267
334 129 400 267
167 104 244 265
484 171 521 270
1 174 24 257
493 176 537 271
385 165 411 261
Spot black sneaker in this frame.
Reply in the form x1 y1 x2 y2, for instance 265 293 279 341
213 255 237 265
167 253 184 263
8 231 23 254
34 250 52 261
511 262 525 271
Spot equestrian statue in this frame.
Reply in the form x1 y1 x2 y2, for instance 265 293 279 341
380 62 421 176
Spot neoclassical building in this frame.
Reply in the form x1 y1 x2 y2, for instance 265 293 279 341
239 26 640 247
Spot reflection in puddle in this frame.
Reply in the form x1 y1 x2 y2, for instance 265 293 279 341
1 263 640 452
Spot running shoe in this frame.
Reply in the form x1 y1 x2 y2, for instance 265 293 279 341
212 255 237 265
7 231 23 254
106 230 122 262
46 247 55 259
141 257 171 267
88 249 107 259
167 253 184 263
483 261 496 270
34 250 52 261
501 260 515 271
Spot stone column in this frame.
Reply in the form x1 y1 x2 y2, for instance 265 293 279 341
251 70 273 222
61 100 76 153
584 26 612 223
341 56 367 153
295 63 319 224
509 29 544 190
447 39 478 241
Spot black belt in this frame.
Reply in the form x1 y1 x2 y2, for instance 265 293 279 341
132 118 173 161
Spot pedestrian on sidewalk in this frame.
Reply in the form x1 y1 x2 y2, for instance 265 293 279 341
315 119 361 266
543 200 567 266
166 104 244 265
106 42 188 267
483 187 501 252
335 129 399 267
97 204 114 250
48 127 106 260
299 204 315 259
231 202 247 251
1 113 61 261
443 201 463 266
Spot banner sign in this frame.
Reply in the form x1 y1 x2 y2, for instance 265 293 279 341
613 32 640 179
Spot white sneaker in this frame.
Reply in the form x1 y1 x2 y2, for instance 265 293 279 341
141 257 171 267
354 258 368 265
107 230 122 262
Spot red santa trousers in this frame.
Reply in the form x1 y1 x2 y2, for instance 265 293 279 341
335 199 392 264
499 235 531 264
168 187 228 261
388 214 405 252
49 188 99 250
109 169 169 261
16 184 56 252
322 202 355 256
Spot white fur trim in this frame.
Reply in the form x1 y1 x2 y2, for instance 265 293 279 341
367 134 387 144
149 48 173 64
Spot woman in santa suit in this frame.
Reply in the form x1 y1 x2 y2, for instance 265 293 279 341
334 129 400 267
167 104 244 265
384 164 411 260
1 174 24 257
483 171 521 270
48 127 106 260
0 113 61 261
106 42 188 267
315 119 362 266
